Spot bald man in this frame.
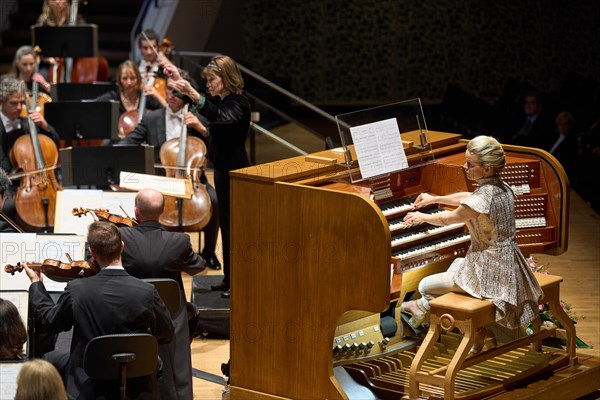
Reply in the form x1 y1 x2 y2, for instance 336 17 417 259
119 188 205 400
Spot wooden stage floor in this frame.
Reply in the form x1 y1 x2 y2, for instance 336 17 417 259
183 190 600 399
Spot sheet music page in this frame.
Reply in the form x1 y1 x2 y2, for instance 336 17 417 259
54 190 135 235
0 363 23 400
350 117 408 179
119 171 190 198
0 233 85 291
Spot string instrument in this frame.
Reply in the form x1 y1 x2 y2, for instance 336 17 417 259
20 46 52 118
49 0 109 84
4 255 100 282
10 72 62 232
151 38 174 101
117 69 149 138
159 105 212 231
72 207 138 227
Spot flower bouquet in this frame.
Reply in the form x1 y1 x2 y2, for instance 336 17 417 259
525 256 592 349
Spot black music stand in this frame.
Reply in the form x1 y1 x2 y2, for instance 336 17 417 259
51 82 117 101
45 101 119 143
60 145 155 188
31 25 98 58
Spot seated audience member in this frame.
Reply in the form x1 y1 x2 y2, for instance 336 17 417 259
0 298 28 360
548 111 578 186
15 359 68 400
24 221 174 399
510 91 554 149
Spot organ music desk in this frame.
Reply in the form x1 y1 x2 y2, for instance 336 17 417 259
229 131 598 399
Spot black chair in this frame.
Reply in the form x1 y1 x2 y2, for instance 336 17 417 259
143 278 180 315
83 333 158 400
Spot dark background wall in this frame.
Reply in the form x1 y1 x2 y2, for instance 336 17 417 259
240 0 600 108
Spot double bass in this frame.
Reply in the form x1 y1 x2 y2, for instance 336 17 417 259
10 80 62 232
159 105 212 231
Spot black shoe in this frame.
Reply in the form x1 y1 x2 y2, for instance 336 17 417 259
202 253 222 270
221 290 230 298
211 281 229 291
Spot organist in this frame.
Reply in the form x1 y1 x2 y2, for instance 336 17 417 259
400 135 543 353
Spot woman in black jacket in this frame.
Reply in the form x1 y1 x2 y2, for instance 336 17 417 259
165 55 251 298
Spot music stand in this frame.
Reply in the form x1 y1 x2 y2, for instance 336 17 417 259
60 145 155 188
45 101 119 143
31 25 98 58
51 82 117 101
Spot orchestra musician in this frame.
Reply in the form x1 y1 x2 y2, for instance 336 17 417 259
0 77 59 232
401 135 543 353
23 221 174 399
2 45 52 94
92 60 166 115
136 29 170 78
118 70 221 270
115 188 206 399
36 0 85 27
0 298 28 360
165 55 252 298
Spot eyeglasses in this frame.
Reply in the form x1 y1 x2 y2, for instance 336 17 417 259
207 60 221 72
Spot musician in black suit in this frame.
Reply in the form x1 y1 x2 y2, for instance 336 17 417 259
118 73 221 270
118 188 206 399
0 77 59 232
23 222 174 400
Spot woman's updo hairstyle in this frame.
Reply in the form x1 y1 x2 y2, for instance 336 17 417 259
467 135 505 175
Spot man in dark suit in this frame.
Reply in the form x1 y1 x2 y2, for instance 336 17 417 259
24 221 174 399
510 91 554 149
118 74 221 271
0 77 60 232
118 188 206 399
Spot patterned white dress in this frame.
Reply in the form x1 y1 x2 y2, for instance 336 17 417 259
452 176 543 329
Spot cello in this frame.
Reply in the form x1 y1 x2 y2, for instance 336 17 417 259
10 80 62 232
50 0 109 83
159 105 212 231
20 47 52 118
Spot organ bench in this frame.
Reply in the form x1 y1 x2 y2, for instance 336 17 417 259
408 272 577 400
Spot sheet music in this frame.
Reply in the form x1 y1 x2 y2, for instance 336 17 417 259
54 189 136 235
350 117 408 179
0 363 23 400
119 171 191 198
0 233 86 291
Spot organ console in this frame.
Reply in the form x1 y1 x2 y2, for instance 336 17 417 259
228 131 594 399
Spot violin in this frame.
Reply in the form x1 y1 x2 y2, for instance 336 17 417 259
159 104 212 231
10 70 62 232
4 256 100 282
72 207 138 227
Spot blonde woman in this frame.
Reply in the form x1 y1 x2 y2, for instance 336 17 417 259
401 136 543 353
36 0 84 27
15 359 68 400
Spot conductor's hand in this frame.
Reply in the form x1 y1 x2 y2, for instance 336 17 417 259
162 63 181 80
23 262 42 283
168 78 197 100
412 192 436 209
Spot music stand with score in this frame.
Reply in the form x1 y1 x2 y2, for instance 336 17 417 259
45 101 119 144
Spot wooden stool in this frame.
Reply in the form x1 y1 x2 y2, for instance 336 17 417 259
408 273 577 400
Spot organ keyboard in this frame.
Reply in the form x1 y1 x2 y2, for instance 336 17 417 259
229 131 575 399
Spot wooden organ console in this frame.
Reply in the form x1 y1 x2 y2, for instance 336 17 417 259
228 131 596 399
